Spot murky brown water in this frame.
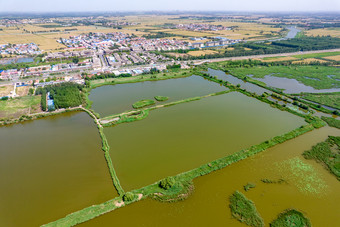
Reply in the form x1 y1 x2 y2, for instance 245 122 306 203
0 112 116 227
105 92 305 191
81 126 340 227
89 75 227 117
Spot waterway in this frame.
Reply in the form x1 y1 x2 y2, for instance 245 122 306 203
89 75 227 117
249 75 340 94
81 126 340 227
0 112 116 227
208 68 270 95
105 92 305 191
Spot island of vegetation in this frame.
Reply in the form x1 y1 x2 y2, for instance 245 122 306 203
154 96 169 102
229 191 264 227
270 209 311 227
132 99 156 109
303 136 340 180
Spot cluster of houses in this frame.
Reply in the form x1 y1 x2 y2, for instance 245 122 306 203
0 43 41 55
190 37 241 49
58 32 189 52
175 23 232 31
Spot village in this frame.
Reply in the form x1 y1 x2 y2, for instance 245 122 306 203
0 30 242 99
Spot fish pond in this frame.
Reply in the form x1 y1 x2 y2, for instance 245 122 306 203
0 112 116 227
105 92 306 191
81 126 340 227
89 75 227 117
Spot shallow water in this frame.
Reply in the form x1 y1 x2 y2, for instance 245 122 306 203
105 92 305 191
0 112 116 227
208 68 270 95
250 75 340 94
89 75 227 117
81 127 340 227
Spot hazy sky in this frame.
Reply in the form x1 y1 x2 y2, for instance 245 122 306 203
1 0 340 12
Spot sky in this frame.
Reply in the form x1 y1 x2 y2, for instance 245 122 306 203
0 0 340 12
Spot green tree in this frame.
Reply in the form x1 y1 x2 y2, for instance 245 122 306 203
159 177 176 190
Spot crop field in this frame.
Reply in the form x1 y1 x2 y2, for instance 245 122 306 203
187 50 218 56
306 28 340 38
16 86 31 96
0 96 41 119
292 51 340 59
0 24 148 52
0 85 14 97
323 55 340 61
292 58 329 64
150 28 213 37
260 56 297 62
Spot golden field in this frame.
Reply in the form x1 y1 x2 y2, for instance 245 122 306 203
322 55 340 61
305 28 340 38
187 50 218 56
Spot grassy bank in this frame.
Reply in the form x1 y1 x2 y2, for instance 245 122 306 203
303 136 340 180
0 106 81 126
301 92 340 110
321 116 340 129
229 191 264 227
98 126 125 195
90 69 192 89
270 209 311 227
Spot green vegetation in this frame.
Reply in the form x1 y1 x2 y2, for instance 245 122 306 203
244 183 256 191
321 116 340 129
301 92 340 109
89 68 192 88
167 36 340 60
122 192 137 202
261 178 286 184
132 99 156 109
159 177 176 190
154 96 169 101
270 209 311 227
150 178 194 203
41 90 47 111
229 65 340 90
0 96 41 119
98 126 125 195
35 83 84 109
292 51 340 59
303 136 340 180
229 191 264 227
101 109 149 127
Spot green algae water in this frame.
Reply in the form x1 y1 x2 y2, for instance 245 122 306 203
89 75 227 117
81 126 340 227
105 92 305 191
0 112 116 227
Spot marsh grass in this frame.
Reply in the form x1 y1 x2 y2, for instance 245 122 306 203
229 191 264 227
